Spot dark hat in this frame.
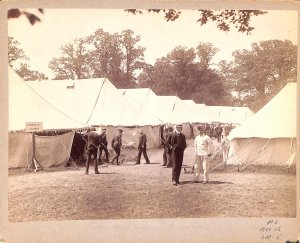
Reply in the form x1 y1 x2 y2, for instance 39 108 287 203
118 128 123 132
197 126 204 132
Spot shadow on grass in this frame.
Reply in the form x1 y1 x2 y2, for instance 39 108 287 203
121 162 161 166
98 172 117 175
208 181 234 185
179 180 233 185
180 180 194 185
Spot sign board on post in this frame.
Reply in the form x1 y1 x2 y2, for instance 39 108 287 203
24 122 44 172
25 122 43 132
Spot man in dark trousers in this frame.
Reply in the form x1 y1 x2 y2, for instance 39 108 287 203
162 126 173 168
111 128 123 165
168 124 187 186
98 127 109 163
161 127 169 166
215 123 223 143
85 129 100 174
135 129 150 165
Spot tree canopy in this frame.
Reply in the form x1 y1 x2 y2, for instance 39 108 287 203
48 29 145 88
219 39 297 111
137 43 232 105
8 36 48 81
126 9 266 34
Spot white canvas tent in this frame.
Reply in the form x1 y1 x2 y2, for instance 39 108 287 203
173 98 218 124
120 88 184 123
27 78 163 149
227 83 297 166
121 88 218 138
120 89 193 137
207 106 254 124
9 68 85 131
8 68 85 168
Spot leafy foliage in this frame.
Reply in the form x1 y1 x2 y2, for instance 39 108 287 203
8 36 48 80
8 8 44 25
137 43 232 105
48 29 145 88
16 63 48 81
219 40 297 111
8 37 29 65
48 38 91 80
126 9 266 34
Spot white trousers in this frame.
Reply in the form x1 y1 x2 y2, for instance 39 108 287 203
194 155 209 182
222 146 229 163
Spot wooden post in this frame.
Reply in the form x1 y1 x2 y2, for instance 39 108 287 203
24 132 43 172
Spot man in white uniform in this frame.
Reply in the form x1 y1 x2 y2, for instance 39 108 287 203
194 125 212 183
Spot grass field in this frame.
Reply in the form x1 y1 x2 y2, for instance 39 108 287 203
8 142 296 222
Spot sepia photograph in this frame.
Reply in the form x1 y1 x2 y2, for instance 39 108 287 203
1 1 299 242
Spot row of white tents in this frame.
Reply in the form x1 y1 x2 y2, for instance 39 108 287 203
8 67 296 168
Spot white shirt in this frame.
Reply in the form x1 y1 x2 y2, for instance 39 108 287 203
194 134 211 156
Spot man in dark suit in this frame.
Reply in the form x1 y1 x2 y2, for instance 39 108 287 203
85 129 100 174
111 128 123 165
98 127 109 163
167 124 187 186
135 129 150 164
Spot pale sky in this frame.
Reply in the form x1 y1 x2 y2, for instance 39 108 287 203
8 9 298 79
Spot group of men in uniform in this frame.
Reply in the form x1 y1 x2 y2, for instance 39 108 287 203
84 127 152 174
84 123 231 186
84 124 188 186
84 127 121 174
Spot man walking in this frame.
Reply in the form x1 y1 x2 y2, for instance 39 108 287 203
135 129 150 164
99 127 109 163
111 128 123 165
85 129 100 174
168 124 186 186
194 126 212 183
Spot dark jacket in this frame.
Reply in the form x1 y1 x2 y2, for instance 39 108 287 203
99 132 108 146
87 132 100 149
167 132 186 152
111 134 122 148
138 133 147 147
164 132 172 153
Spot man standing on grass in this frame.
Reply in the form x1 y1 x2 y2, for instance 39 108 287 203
111 128 123 165
221 128 230 164
168 124 187 186
162 126 173 167
215 123 223 143
85 128 100 174
135 129 150 165
194 126 212 183
98 127 109 163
